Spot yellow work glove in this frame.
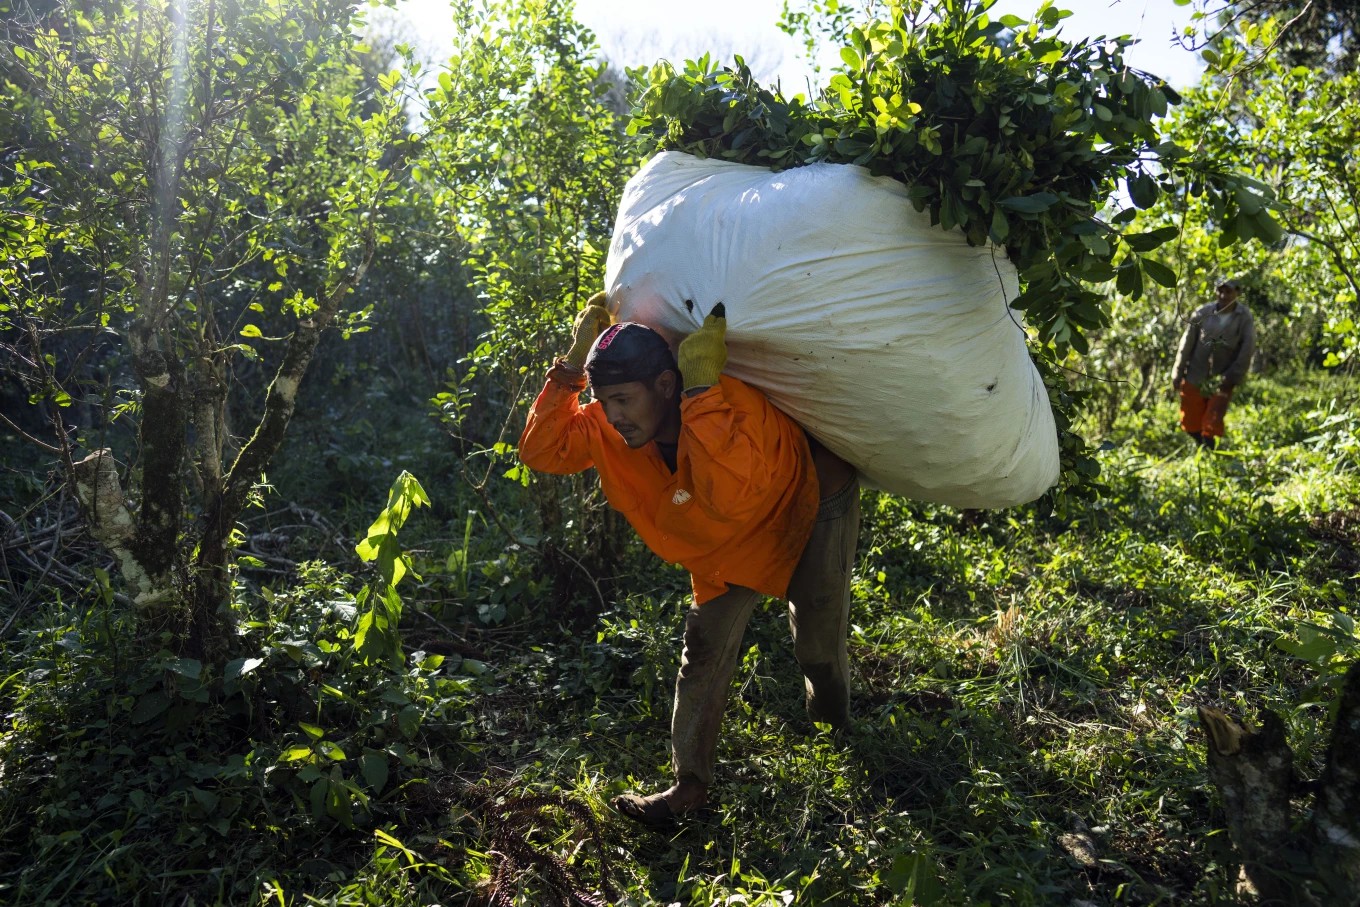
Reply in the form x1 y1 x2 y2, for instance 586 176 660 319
677 302 727 391
563 292 613 368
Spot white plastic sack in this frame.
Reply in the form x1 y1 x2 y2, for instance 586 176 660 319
603 151 1059 509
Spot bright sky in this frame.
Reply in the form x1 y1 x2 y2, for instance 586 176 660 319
395 0 1206 90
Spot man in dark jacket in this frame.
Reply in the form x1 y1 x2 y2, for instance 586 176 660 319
1172 277 1256 449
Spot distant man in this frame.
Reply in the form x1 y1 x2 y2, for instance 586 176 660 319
519 295 859 824
1172 277 1256 449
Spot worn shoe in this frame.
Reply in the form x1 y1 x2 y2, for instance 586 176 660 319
610 781 707 826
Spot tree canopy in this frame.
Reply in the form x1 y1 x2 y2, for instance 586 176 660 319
0 0 1356 903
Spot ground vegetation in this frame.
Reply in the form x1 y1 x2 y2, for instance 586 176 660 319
1 0 1356 904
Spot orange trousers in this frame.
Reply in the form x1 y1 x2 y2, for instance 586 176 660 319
1179 383 1230 438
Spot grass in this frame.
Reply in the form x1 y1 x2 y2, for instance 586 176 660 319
0 369 1356 904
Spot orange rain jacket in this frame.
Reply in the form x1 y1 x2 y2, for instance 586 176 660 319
519 365 819 604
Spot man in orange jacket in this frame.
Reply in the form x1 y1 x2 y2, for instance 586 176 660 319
519 294 860 824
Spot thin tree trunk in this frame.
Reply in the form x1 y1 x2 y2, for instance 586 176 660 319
1199 706 1302 903
191 252 374 656
1312 662 1360 900
71 351 190 615
129 348 187 599
1198 663 1360 905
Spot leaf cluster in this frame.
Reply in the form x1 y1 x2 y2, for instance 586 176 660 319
353 470 429 666
0 0 410 336
626 0 1280 357
1166 15 1360 367
0 495 488 901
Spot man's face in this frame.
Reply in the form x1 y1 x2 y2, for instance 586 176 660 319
593 371 679 448
1216 284 1240 308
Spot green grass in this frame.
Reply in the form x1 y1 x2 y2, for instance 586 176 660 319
1 369 1356 904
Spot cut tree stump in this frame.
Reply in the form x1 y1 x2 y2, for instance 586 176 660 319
1198 661 1360 906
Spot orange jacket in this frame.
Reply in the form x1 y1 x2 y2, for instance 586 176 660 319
519 366 819 604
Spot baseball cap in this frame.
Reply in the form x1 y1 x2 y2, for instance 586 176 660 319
1217 277 1242 289
584 322 677 387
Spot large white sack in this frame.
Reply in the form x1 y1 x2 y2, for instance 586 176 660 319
603 151 1059 509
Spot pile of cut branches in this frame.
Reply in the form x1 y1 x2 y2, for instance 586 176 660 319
627 0 1279 356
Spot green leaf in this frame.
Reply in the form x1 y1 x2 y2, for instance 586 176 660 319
1127 173 1159 209
310 777 329 820
361 751 390 794
1122 226 1178 252
1253 209 1284 243
1079 232 1111 256
1141 258 1177 287
1116 260 1143 298
354 610 376 654
882 849 945 901
396 705 421 738
997 192 1058 213
131 691 170 724
1275 635 1340 662
989 206 1010 243
169 658 202 680
224 656 264 680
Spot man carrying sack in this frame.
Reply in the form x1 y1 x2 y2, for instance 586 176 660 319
1172 277 1257 449
518 294 859 824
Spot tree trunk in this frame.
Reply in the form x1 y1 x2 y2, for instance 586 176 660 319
1312 661 1360 899
70 354 188 618
129 348 188 597
1199 662 1360 906
1198 706 1303 903
191 256 373 656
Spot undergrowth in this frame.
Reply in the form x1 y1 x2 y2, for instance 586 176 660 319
0 369 1356 905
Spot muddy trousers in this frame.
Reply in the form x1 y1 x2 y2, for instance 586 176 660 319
669 477 861 788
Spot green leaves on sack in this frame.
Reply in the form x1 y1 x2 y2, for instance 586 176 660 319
628 0 1284 360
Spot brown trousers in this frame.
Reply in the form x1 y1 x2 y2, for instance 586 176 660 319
670 476 860 787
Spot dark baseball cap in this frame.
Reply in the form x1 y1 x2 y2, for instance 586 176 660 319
584 322 677 388
1217 277 1242 289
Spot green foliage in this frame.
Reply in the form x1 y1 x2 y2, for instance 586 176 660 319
353 471 429 666
3 0 1358 904
628 0 1278 358
3 370 1356 901
456 369 1353 906
1158 13 1360 371
0 516 486 902
0 0 432 642
434 0 634 402
623 0 1289 499
1276 611 1359 718
0 0 412 351
1074 9 1360 449
421 0 641 611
